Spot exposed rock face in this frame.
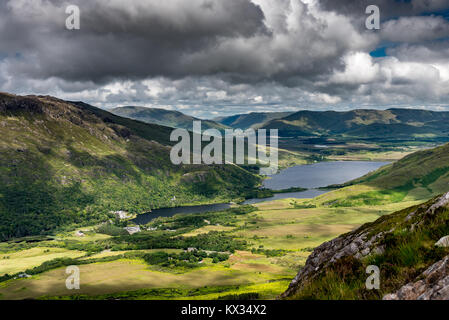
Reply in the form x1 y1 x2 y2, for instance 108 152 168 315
0 93 44 114
383 256 449 300
281 191 449 299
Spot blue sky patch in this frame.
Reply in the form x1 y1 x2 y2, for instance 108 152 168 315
370 47 387 58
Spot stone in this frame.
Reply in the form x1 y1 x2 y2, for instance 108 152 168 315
383 255 449 300
124 226 141 235
435 236 449 248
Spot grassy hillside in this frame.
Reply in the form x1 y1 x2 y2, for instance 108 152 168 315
0 93 260 241
214 112 294 130
282 193 449 300
263 109 449 141
110 106 228 132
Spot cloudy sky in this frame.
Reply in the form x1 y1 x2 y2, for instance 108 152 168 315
1 0 449 118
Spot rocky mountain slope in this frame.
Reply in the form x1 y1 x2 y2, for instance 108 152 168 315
110 106 228 132
282 192 449 300
0 93 259 241
214 112 294 129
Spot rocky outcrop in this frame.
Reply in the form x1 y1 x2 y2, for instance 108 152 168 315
0 93 44 114
280 223 388 298
281 191 449 299
383 256 449 300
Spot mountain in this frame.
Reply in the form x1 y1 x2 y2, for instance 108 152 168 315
310 143 449 208
214 112 294 130
282 191 449 300
110 106 228 132
0 93 259 241
263 109 449 140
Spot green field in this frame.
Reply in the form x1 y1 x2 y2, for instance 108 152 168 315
0 197 418 300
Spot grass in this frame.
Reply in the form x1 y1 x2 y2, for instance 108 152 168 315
79 249 184 261
40 281 290 300
0 191 433 300
0 258 289 300
327 150 414 162
181 225 234 237
0 247 85 275
289 196 449 300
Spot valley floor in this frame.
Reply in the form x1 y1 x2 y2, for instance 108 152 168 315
0 198 422 300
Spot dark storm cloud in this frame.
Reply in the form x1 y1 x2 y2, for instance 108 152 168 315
1 0 449 117
0 0 376 85
317 0 449 18
0 0 268 83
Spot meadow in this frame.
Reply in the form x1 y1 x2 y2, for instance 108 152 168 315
0 197 419 300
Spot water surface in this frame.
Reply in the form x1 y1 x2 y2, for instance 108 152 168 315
133 161 389 223
132 203 231 225
244 161 389 204
263 161 389 190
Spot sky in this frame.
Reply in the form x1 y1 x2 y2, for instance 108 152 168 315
1 0 449 118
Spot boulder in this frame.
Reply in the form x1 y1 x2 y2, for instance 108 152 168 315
435 236 449 248
383 255 449 300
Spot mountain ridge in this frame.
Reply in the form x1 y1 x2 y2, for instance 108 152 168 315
263 108 449 140
0 93 259 241
214 111 294 129
110 106 228 132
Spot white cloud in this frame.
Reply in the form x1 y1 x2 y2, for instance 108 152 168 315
1 0 449 117
330 52 380 85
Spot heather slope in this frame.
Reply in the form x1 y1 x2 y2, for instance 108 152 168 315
0 93 259 240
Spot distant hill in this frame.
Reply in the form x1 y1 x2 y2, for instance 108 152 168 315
262 109 449 140
214 112 294 129
110 106 228 132
0 93 259 241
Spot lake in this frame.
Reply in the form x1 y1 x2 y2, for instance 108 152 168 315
132 203 232 225
132 161 389 224
263 161 390 190
244 161 390 204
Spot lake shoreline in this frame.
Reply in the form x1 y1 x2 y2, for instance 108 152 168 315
132 160 391 224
